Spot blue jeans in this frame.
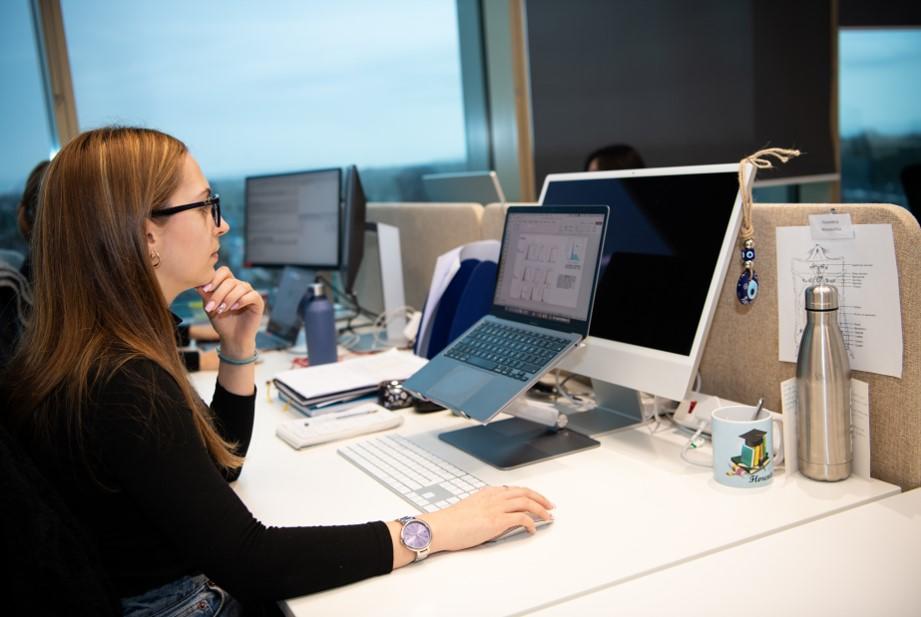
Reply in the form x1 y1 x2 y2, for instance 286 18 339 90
121 573 244 617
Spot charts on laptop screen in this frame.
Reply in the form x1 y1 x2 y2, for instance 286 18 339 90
492 208 606 333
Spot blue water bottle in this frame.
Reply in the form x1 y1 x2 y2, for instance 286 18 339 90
304 282 337 365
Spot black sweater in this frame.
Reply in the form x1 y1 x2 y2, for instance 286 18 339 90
24 359 393 601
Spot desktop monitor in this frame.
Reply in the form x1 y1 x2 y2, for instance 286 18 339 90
244 168 342 268
422 171 507 204
341 165 367 295
539 163 750 407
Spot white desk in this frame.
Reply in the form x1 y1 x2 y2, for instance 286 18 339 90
529 488 921 616
190 353 899 617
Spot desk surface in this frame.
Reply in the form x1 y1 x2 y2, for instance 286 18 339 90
190 352 899 617
529 488 921 616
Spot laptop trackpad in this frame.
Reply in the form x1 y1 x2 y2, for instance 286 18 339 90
429 367 492 406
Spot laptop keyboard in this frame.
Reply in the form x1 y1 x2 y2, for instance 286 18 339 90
444 321 571 381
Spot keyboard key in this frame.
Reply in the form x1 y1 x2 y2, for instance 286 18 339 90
466 355 498 371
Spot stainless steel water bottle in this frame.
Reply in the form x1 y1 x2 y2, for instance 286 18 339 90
795 284 852 481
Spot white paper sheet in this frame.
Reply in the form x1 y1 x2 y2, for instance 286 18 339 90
850 378 871 479
775 224 902 378
779 377 871 479
780 378 799 475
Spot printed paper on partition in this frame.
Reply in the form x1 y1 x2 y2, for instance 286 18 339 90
775 224 902 378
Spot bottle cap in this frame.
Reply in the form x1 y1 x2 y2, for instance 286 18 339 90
309 282 325 297
805 284 838 310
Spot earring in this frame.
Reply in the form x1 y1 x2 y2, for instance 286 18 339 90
150 250 161 269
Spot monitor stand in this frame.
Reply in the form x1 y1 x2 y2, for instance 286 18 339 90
437 379 647 469
562 379 646 436
439 417 599 470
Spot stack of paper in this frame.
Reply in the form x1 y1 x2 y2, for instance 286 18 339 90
273 349 428 416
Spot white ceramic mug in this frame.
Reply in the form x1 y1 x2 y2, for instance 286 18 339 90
710 405 783 488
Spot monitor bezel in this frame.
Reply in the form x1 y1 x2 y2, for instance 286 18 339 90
244 167 342 269
341 165 367 295
538 162 752 401
422 170 507 204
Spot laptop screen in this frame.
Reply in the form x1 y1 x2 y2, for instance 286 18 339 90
491 206 608 335
267 266 314 341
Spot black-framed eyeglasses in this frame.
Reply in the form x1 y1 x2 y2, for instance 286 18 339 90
151 193 221 227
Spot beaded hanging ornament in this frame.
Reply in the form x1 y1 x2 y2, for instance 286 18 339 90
736 147 801 305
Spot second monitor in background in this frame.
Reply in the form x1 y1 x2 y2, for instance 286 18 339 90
422 171 506 205
245 168 342 270
341 165 367 296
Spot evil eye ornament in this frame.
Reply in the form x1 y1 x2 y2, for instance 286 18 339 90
740 247 756 261
736 268 759 304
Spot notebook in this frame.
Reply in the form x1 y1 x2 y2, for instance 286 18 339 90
273 349 427 416
403 205 609 423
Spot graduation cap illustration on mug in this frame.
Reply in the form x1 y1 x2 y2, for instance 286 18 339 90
738 428 768 469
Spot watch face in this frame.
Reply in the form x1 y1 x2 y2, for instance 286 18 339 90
402 520 431 550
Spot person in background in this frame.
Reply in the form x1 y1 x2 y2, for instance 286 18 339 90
584 143 645 172
177 320 220 371
0 161 49 366
3 127 553 615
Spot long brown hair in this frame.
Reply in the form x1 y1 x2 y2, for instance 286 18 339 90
6 127 242 469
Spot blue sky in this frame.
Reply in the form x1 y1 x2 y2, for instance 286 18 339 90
4 5 921 190
1 0 466 189
839 28 921 138
0 1 56 191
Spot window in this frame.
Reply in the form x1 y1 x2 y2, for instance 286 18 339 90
839 29 921 209
0 2 56 255
61 0 477 299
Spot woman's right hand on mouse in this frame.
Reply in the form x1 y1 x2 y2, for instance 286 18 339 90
389 485 554 567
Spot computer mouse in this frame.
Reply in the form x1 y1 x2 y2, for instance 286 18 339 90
490 512 554 542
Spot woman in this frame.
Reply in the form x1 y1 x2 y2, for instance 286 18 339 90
4 127 553 615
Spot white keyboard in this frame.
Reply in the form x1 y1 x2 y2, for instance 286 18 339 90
275 403 403 449
338 434 489 512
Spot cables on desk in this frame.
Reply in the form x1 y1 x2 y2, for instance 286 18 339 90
552 369 596 412
680 421 713 467
315 274 376 322
338 305 418 353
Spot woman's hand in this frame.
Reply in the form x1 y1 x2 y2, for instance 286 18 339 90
197 266 264 357
389 485 554 567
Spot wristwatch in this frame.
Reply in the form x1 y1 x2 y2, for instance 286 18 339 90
397 516 432 562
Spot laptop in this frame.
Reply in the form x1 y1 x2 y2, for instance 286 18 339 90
255 266 314 351
422 171 507 204
403 205 609 423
